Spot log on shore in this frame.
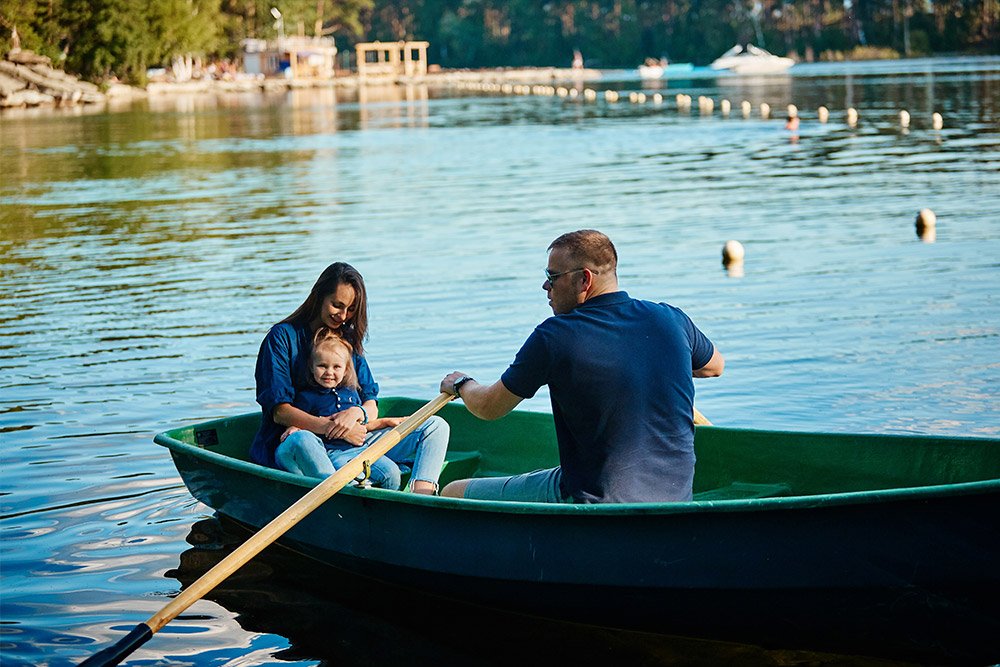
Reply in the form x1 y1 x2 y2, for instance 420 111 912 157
0 50 105 108
7 50 52 67
1 88 55 108
0 70 27 96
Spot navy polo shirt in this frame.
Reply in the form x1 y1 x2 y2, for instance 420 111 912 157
249 321 378 468
501 291 715 503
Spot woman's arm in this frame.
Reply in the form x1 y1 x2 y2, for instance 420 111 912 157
273 402 334 433
274 403 368 445
323 402 370 439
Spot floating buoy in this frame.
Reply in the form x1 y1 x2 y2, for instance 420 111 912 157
785 104 799 130
722 240 746 266
569 88 579 98
818 106 829 123
629 92 639 103
899 110 910 128
741 100 752 118
932 112 943 130
556 87 568 97
721 99 731 116
916 208 936 243
584 88 597 101
604 90 619 102
760 102 771 119
847 107 858 127
916 208 936 228
652 93 663 105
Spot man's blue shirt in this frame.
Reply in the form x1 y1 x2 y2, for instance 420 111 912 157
250 321 378 468
501 291 715 503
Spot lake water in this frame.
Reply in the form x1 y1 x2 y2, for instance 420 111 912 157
1 57 999 666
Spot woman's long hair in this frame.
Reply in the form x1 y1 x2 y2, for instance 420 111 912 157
281 262 368 355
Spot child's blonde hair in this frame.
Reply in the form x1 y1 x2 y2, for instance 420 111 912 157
311 326 359 390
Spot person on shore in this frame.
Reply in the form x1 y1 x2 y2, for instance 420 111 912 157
440 229 724 504
278 326 411 489
250 262 449 494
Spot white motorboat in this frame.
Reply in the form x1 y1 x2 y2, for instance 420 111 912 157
710 44 794 74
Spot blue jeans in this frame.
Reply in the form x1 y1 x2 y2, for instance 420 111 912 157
274 416 450 491
462 466 572 503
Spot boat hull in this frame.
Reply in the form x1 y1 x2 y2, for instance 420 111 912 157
158 400 1000 660
710 44 794 74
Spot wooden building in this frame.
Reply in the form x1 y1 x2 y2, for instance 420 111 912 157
355 41 430 79
242 36 338 79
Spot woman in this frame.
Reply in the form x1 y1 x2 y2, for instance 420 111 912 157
249 262 449 494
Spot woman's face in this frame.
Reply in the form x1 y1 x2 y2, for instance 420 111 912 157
315 282 357 331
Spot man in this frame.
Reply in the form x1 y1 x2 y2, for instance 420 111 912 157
440 229 724 504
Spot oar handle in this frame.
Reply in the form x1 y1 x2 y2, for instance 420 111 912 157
80 392 454 666
694 407 712 426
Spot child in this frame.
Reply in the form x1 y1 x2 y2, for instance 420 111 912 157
278 327 446 492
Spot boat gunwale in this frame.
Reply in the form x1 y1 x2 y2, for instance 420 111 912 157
155 411 1000 517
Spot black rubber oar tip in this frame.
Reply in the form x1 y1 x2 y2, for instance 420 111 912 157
78 623 153 667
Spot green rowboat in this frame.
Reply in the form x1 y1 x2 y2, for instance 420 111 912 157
156 397 1000 662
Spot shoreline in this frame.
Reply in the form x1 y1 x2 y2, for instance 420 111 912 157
1 53 602 113
4 53 998 116
145 66 601 93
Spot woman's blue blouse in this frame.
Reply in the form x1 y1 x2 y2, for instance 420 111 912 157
249 321 378 468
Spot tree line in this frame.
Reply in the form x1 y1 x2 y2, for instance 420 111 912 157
1 0 997 83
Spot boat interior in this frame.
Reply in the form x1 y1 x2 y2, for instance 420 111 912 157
166 397 1000 502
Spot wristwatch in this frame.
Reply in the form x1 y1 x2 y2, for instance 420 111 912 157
453 375 474 397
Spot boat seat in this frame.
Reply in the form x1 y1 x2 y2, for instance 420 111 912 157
693 481 792 501
398 450 482 490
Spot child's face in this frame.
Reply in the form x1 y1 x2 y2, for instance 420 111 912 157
311 347 349 389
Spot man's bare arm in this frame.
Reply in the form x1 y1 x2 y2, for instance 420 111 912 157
693 347 724 378
441 373 523 420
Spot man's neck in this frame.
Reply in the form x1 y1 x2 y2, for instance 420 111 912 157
582 278 619 303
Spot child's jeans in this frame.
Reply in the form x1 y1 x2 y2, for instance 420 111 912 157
274 416 450 490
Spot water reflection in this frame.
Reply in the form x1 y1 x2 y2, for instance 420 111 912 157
1 57 999 667
167 517 927 667
357 83 430 130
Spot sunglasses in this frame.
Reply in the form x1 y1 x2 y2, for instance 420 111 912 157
544 267 598 284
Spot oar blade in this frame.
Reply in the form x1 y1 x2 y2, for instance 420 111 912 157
78 623 153 666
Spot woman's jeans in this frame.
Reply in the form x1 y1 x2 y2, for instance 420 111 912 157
274 416 449 490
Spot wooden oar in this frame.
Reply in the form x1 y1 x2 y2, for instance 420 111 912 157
80 392 455 667
694 407 712 426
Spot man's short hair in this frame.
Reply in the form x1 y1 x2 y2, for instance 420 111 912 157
548 229 618 272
